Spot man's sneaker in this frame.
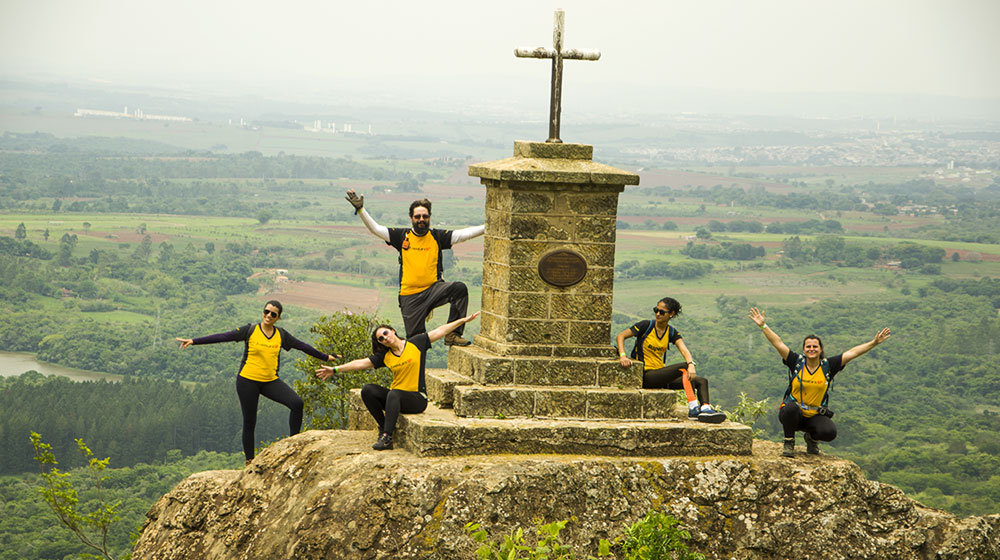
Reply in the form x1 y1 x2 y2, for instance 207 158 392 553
372 433 393 451
782 437 795 457
804 432 820 455
697 405 726 424
444 332 471 346
687 406 700 420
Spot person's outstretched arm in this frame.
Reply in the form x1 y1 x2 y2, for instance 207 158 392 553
281 330 339 362
748 307 790 360
450 225 485 244
176 326 248 349
616 328 635 367
316 357 375 381
427 311 481 343
840 328 891 366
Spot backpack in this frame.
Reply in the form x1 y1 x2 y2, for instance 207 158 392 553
782 354 834 412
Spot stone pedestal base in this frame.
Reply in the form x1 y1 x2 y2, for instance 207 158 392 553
347 373 753 458
447 344 643 388
399 403 751 458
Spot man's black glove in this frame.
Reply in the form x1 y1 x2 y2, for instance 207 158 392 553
345 190 364 214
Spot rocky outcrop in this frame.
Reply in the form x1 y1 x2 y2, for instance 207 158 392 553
133 431 1000 560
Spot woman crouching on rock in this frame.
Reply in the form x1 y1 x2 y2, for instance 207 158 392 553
749 307 890 457
317 311 480 451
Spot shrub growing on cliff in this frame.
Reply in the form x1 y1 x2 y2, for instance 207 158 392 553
726 392 770 438
465 518 611 559
294 310 390 429
621 511 705 560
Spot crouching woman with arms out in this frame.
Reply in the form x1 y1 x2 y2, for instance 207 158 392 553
749 307 890 457
317 311 481 451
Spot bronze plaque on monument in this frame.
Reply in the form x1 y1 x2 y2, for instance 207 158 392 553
538 249 587 287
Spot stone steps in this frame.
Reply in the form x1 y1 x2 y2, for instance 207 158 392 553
452 384 679 420
347 390 752 458
396 402 752 457
426 368 679 421
425 368 473 409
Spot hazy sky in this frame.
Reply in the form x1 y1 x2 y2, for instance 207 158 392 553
2 0 998 111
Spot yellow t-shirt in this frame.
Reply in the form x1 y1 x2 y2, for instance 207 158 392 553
388 229 452 296
629 321 681 371
371 333 430 393
789 363 828 418
239 324 283 382
784 353 844 418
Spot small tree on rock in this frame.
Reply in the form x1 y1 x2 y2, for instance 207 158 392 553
294 310 391 429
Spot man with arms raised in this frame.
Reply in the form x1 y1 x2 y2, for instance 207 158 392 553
346 190 484 346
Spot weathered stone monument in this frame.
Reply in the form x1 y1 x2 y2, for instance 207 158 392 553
350 10 752 457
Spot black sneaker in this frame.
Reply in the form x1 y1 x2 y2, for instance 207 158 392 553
782 437 795 457
804 432 820 455
697 404 726 424
372 433 393 451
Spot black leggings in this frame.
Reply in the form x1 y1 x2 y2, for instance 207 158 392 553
643 362 710 404
360 383 427 436
236 375 304 461
779 400 837 441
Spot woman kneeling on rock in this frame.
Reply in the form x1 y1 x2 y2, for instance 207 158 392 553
316 311 480 451
749 307 891 457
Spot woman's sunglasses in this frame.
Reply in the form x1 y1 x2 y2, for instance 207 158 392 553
263 309 279 318
653 308 671 315
377 330 391 342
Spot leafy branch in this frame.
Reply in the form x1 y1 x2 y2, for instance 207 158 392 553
31 431 125 560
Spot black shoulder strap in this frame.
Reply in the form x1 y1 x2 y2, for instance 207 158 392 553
630 320 656 360
820 358 832 407
784 356 834 407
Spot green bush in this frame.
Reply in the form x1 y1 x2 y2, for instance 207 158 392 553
621 511 705 560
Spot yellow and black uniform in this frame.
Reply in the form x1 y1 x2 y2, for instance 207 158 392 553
628 319 681 371
238 324 284 382
387 228 453 296
369 333 430 394
778 351 845 442
191 323 329 461
194 323 330 381
628 319 710 405
361 333 431 436
781 352 844 418
386 228 469 338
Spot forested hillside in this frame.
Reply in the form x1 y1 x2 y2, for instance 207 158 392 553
0 130 997 560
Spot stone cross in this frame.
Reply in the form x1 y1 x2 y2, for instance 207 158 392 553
515 9 600 144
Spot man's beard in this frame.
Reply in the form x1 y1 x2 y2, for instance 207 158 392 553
413 222 429 235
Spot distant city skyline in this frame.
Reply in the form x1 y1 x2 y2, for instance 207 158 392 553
1 0 999 119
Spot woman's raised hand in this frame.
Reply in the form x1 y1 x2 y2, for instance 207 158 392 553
748 307 766 327
175 337 193 349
